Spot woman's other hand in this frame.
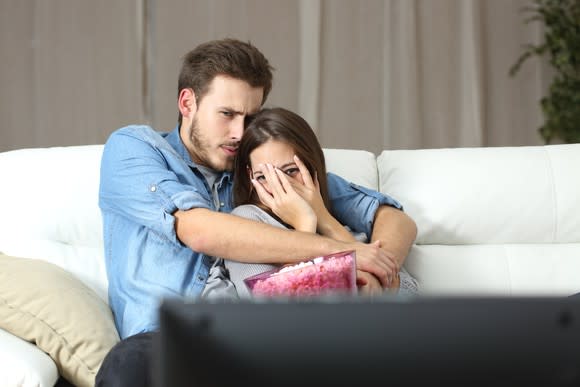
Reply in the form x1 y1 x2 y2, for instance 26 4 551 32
356 270 383 295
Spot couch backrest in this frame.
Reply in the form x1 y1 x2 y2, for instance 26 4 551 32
323 148 379 190
0 145 108 302
377 144 580 296
1 143 578 300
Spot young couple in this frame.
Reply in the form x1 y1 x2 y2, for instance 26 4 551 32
97 38 417 386
207 106 419 299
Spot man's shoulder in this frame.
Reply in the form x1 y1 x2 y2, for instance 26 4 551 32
108 125 164 143
326 172 350 191
104 125 177 155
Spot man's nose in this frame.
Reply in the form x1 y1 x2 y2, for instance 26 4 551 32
230 117 244 140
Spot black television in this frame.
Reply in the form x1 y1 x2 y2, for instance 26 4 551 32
154 295 580 387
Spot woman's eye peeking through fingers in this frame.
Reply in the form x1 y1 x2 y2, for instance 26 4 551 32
283 167 300 177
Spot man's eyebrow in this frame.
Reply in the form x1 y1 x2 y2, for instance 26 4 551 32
219 107 258 116
216 106 240 115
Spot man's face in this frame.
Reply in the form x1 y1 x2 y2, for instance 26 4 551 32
185 75 264 172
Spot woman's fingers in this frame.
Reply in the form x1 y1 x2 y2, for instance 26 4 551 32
313 171 320 190
294 155 314 188
251 178 273 208
264 164 285 198
356 270 383 295
273 166 294 194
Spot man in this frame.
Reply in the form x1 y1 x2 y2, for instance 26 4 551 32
96 38 417 386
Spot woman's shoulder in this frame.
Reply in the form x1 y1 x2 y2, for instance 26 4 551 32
231 204 286 228
231 204 264 216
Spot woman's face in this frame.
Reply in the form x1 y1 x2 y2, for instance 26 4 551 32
249 139 305 194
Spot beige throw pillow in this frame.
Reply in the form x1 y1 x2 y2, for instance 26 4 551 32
0 254 120 387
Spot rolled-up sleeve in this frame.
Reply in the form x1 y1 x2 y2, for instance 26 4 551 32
99 128 211 245
327 172 403 238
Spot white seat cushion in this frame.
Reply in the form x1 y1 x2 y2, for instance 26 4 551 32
406 244 580 296
0 327 59 387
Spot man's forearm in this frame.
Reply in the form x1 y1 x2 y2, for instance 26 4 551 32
370 205 417 267
175 208 347 263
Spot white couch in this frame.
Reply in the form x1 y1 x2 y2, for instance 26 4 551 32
1 143 579 386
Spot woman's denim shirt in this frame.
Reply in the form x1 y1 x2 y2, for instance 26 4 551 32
99 125 402 339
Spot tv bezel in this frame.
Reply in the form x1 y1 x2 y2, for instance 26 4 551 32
155 295 580 387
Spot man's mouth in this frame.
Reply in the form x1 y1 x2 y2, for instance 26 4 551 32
221 145 238 156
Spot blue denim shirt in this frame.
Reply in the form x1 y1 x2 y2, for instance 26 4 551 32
99 125 402 338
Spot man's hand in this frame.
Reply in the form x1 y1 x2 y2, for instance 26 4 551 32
350 240 399 288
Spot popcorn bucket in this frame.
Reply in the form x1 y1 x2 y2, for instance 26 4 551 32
244 250 357 297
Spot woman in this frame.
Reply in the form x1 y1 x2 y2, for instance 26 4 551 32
226 107 418 298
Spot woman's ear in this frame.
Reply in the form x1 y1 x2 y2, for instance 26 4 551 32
178 88 197 120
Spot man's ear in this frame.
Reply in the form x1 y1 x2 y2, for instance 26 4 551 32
178 88 197 120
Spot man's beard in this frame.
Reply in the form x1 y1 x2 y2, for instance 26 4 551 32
188 117 236 172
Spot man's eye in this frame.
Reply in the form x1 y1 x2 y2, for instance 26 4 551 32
284 168 299 177
221 111 233 117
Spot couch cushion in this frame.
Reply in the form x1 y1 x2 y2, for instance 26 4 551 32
0 254 120 387
0 327 59 387
406 243 580 296
377 144 580 245
323 148 379 191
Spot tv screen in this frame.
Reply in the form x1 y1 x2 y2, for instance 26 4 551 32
154 295 580 387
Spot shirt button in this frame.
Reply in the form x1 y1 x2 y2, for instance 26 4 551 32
150 185 157 192
197 275 204 282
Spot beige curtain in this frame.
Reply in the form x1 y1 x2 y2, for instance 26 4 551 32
0 0 145 151
0 0 550 153
313 0 551 152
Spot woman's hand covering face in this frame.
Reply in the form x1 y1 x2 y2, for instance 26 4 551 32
251 162 317 233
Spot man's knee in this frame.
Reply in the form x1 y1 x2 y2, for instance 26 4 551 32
96 331 156 387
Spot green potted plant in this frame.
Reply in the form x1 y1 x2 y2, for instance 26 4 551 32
510 0 580 144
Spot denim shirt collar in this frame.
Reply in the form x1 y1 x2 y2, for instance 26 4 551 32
165 124 232 187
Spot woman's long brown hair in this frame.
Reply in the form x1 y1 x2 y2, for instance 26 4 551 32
233 107 330 210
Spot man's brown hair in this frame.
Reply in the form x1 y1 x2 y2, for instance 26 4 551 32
177 38 274 125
